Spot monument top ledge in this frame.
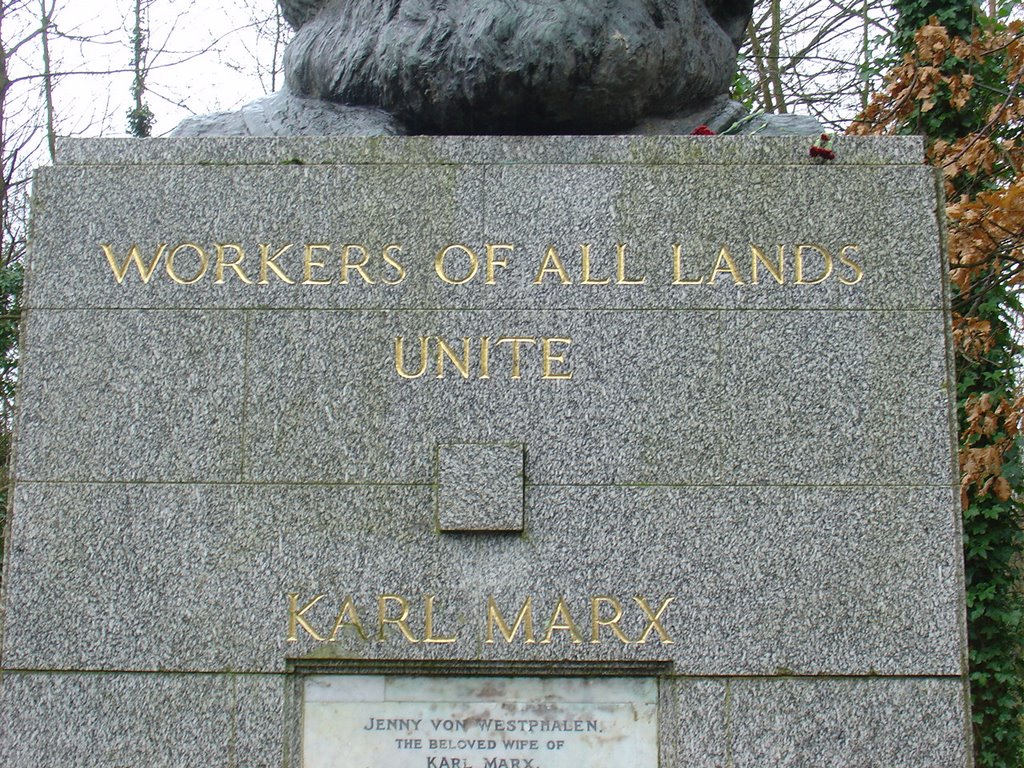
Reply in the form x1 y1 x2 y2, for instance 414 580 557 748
53 134 925 168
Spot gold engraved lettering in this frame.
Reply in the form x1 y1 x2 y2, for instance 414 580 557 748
436 337 472 379
258 243 296 285
580 244 611 285
837 244 864 285
485 596 535 644
435 244 479 285
533 246 571 285
615 244 646 285
341 244 374 285
326 595 369 641
479 336 491 380
635 596 675 644
101 243 166 284
708 245 743 285
590 596 631 644
794 243 833 285
485 244 514 284
541 597 584 644
541 337 573 380
395 337 430 379
750 244 785 285
381 244 407 285
494 337 536 380
165 243 209 285
671 244 704 285
378 595 419 643
302 243 333 285
287 593 326 642
214 244 253 285
423 594 458 644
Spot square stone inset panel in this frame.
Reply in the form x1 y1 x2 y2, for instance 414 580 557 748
0 671 234 767
720 309 955 486
729 677 968 767
437 442 524 531
14 308 246 482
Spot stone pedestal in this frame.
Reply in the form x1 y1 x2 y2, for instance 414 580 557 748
0 136 970 766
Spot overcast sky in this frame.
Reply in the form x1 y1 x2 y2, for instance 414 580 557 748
11 0 286 140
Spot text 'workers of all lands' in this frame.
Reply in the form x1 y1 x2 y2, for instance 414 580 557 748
100 240 864 287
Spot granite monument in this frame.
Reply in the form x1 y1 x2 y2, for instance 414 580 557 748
0 1 969 765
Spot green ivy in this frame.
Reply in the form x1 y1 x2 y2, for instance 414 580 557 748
126 103 154 138
959 286 1024 767
885 1 1024 764
0 260 21 569
892 0 976 53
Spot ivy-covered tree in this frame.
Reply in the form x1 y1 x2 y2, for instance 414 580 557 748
126 0 153 137
851 4 1024 766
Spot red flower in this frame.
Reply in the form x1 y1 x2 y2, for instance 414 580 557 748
810 135 836 161
691 124 715 136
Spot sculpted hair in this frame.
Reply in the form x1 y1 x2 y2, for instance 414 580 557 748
280 0 753 134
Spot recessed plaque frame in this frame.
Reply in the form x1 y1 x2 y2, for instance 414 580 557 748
283 661 676 768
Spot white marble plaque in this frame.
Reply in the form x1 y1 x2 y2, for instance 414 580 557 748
303 675 659 768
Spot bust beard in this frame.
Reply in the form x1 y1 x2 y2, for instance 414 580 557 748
280 0 752 134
